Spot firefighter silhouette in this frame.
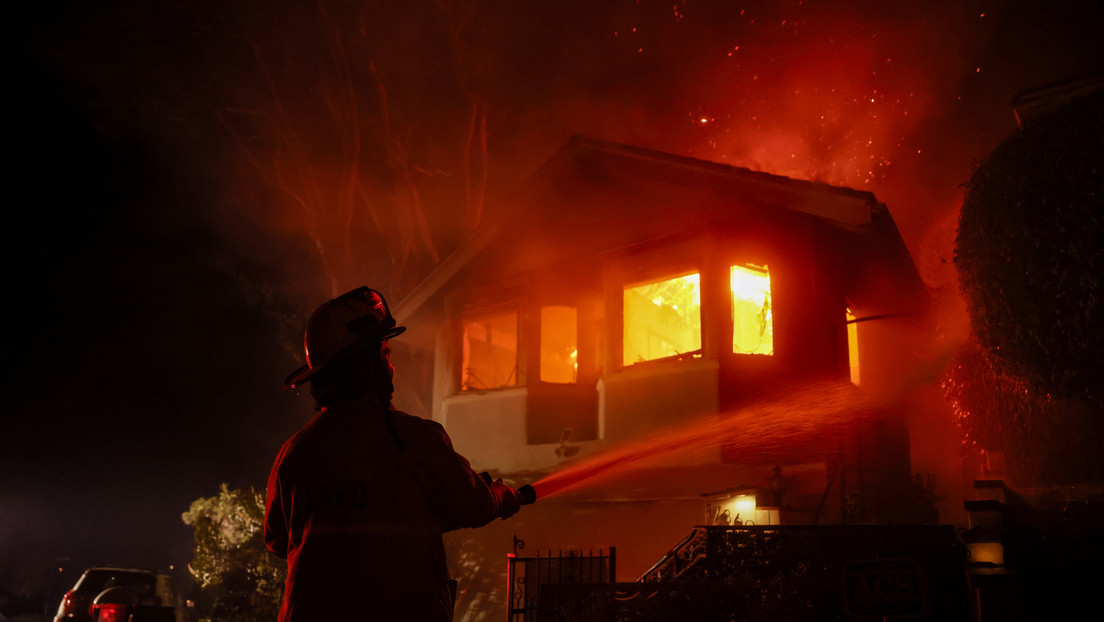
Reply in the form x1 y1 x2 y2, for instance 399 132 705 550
266 287 523 621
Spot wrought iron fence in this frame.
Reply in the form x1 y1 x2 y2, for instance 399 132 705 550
506 543 616 621
526 526 968 621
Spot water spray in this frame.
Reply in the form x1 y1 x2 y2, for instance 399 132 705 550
487 335 944 507
524 363 946 501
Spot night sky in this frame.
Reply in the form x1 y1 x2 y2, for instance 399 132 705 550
4 0 1102 606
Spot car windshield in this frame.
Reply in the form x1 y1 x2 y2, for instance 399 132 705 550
74 570 156 596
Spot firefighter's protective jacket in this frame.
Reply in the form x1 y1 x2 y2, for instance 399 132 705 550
265 393 515 621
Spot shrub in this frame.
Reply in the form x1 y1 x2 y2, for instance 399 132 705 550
182 484 285 622
956 91 1103 403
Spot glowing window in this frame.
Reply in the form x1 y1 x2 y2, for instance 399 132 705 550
461 311 518 390
846 308 860 385
731 263 773 355
623 272 702 366
540 306 578 384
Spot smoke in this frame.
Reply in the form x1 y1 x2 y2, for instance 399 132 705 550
19 0 1099 304
26 0 1092 313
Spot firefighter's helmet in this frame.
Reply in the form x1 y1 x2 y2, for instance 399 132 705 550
283 287 405 389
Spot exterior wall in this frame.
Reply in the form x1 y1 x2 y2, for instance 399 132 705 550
442 388 606 473
441 389 527 471
599 358 720 447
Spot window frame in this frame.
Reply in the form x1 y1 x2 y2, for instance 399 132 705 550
603 232 714 374
537 304 580 385
729 261 775 357
457 302 523 393
621 269 705 368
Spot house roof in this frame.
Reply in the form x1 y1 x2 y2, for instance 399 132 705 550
560 135 882 226
395 136 902 320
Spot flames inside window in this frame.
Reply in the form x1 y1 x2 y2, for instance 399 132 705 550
540 306 578 383
731 263 773 355
623 272 702 366
847 308 860 385
461 311 518 390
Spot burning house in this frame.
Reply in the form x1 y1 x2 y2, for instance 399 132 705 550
389 136 960 610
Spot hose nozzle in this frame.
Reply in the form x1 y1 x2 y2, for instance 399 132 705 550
480 472 536 505
517 484 537 505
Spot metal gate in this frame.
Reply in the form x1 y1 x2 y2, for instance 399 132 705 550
506 538 616 621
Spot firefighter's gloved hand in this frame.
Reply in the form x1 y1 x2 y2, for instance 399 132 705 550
489 480 522 519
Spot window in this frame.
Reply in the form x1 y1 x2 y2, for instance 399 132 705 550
846 308 860 385
461 311 518 390
623 272 702 366
731 263 773 355
540 306 578 383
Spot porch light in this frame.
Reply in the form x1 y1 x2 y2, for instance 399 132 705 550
963 499 1005 566
703 487 758 525
766 465 786 507
554 428 580 458
966 541 1005 565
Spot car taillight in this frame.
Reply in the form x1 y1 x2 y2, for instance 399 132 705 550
92 603 129 622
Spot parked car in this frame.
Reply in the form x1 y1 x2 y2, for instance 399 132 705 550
53 567 182 622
